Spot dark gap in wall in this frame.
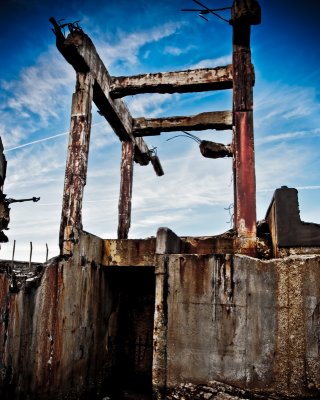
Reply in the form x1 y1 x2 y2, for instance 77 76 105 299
104 267 155 399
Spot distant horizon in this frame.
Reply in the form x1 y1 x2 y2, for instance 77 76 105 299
0 0 319 261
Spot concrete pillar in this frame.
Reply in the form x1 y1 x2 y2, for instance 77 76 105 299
153 228 181 399
59 72 93 256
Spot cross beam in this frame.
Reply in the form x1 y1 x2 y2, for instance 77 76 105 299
110 65 233 97
133 111 232 137
51 0 261 252
50 18 162 174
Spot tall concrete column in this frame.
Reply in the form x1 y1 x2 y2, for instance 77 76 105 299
231 0 261 256
153 228 181 399
117 141 134 239
60 72 93 255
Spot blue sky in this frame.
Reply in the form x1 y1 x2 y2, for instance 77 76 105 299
0 0 319 261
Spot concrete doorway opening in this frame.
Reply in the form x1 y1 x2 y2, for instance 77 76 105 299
106 267 155 399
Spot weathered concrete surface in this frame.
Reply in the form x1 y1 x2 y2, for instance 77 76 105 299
60 71 93 253
110 65 234 97
155 228 236 256
0 231 155 399
1 231 320 399
0 233 111 399
118 141 134 239
133 111 233 137
156 253 320 398
103 237 156 266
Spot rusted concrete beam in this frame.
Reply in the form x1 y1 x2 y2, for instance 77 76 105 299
60 72 93 254
110 65 233 97
118 141 134 239
102 237 156 266
50 23 163 174
233 112 256 253
181 233 235 254
133 111 232 137
233 52 255 111
230 0 261 25
231 0 260 256
199 140 232 159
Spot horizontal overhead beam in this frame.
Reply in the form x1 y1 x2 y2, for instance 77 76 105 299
133 111 233 137
110 65 233 97
50 21 163 175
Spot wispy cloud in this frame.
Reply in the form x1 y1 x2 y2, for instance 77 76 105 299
255 82 320 127
96 22 183 72
163 45 195 56
127 93 172 117
0 46 74 128
189 55 232 69
257 141 308 180
0 125 26 149
257 128 320 145
129 142 233 234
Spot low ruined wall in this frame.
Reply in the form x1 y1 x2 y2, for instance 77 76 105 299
160 253 320 398
0 232 118 399
0 232 156 399
1 230 320 399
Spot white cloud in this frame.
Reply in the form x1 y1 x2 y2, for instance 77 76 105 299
255 82 319 127
0 46 74 128
96 22 182 72
164 46 184 56
163 45 194 56
257 142 310 187
257 128 320 145
0 125 26 149
189 55 232 69
127 93 172 117
128 142 233 235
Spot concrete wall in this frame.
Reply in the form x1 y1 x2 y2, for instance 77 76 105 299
1 230 320 399
0 232 112 399
0 232 155 399
157 253 320 398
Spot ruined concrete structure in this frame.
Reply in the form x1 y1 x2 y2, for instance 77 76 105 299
1 0 320 399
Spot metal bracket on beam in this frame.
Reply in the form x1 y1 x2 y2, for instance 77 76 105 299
200 141 232 159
